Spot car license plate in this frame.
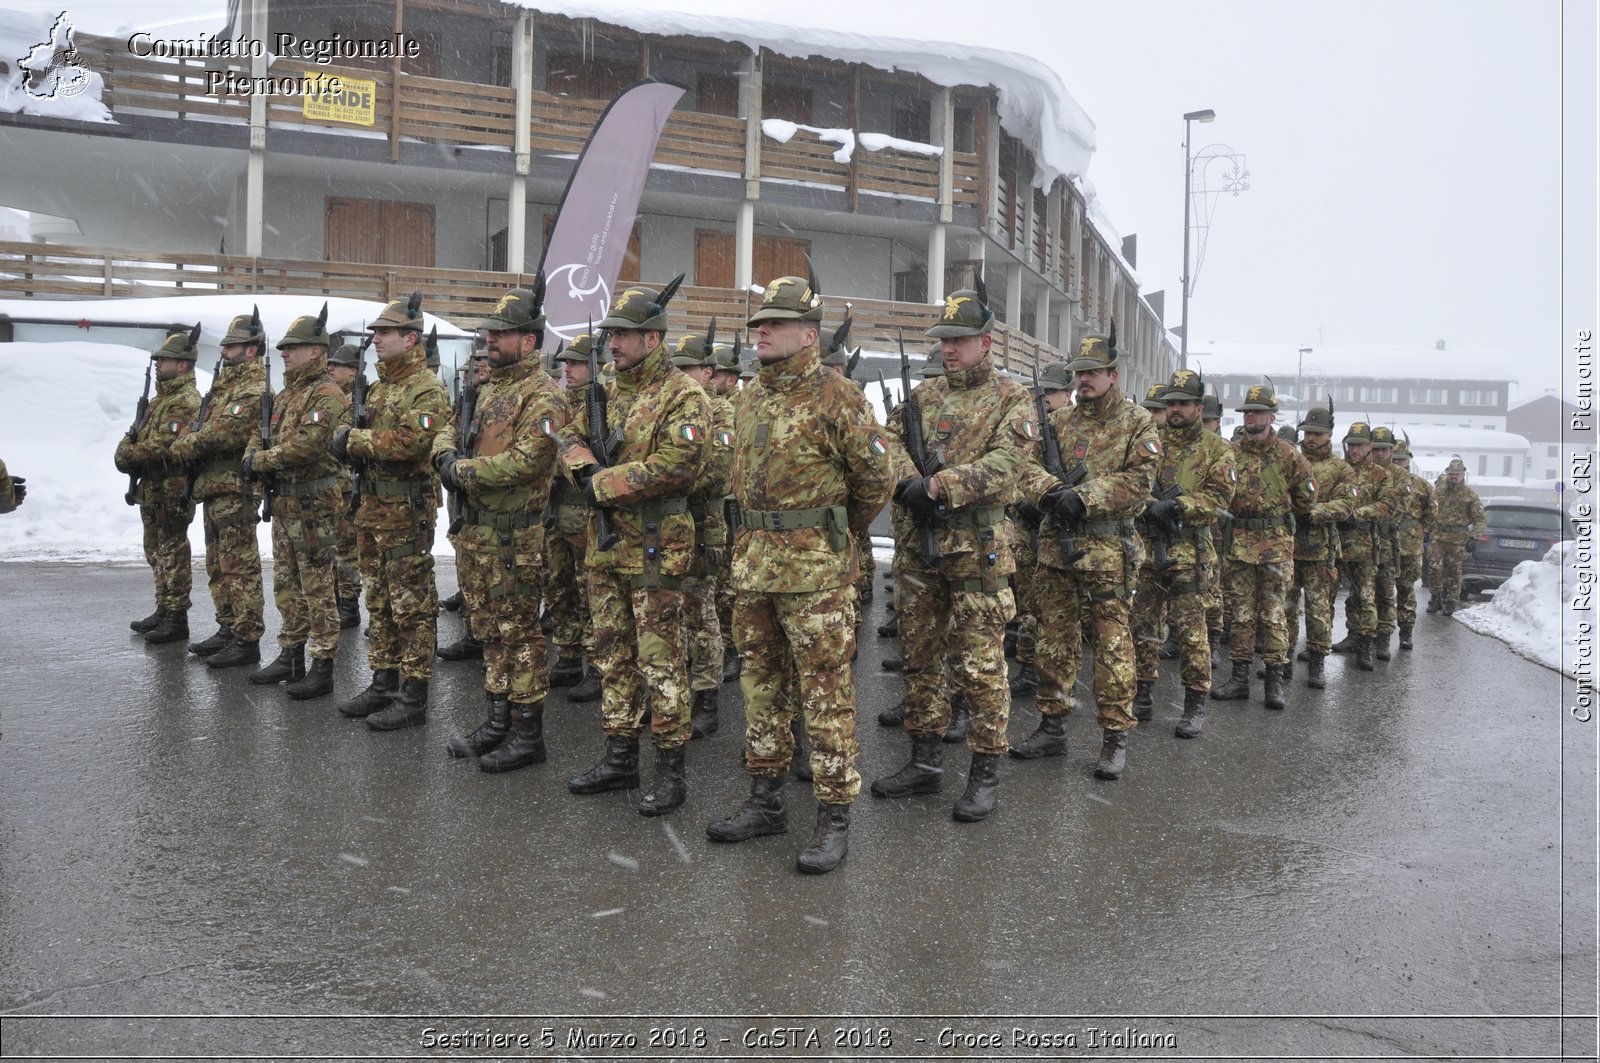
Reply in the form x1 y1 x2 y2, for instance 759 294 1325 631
1499 538 1536 549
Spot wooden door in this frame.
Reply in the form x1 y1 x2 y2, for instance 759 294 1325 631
695 230 734 289
762 82 812 124
325 198 435 267
548 52 637 99
753 235 810 286
697 73 739 117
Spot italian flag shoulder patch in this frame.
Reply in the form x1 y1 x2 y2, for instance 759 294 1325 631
1143 440 1160 455
868 434 888 457
228 403 245 416
715 429 734 447
418 413 436 430
679 424 703 442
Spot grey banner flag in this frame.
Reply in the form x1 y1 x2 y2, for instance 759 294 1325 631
538 79 686 350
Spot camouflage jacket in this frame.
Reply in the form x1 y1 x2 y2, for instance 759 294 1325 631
246 356 347 488
1021 384 1160 573
688 387 735 558
1339 456 1394 563
346 347 451 530
1146 418 1236 569
1394 469 1434 554
1227 431 1316 564
431 359 564 544
0 457 17 514
171 360 266 501
115 372 201 508
1294 438 1358 562
548 388 590 535
732 344 895 594
1432 481 1486 544
889 356 1033 579
558 343 710 576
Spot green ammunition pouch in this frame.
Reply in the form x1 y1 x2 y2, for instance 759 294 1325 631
625 495 689 590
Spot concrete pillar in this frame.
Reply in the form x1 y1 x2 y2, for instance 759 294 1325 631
244 0 268 257
735 199 754 292
933 86 954 225
1006 260 1023 330
926 224 946 302
741 49 763 201
1035 286 1050 346
507 10 533 273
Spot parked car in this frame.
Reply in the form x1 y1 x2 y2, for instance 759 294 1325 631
1457 502 1575 597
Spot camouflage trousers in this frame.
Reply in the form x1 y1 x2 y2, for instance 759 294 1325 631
544 530 591 660
1288 558 1339 655
334 490 362 603
269 491 341 658
897 554 1015 755
1373 560 1398 636
1132 562 1211 690
202 493 264 640
141 500 195 611
715 541 735 647
357 517 438 681
1224 558 1293 666
589 568 690 749
1035 563 1137 731
1395 550 1423 627
682 565 725 693
736 585 861 804
1206 536 1226 634
1431 541 1469 603
458 526 547 703
1013 526 1040 665
1339 559 1379 637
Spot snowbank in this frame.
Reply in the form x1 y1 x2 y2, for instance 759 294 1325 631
0 9 114 123
1455 541 1588 679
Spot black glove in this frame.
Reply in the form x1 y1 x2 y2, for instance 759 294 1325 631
583 477 601 508
240 453 256 482
1146 498 1181 527
1015 500 1042 525
435 451 461 492
331 427 352 464
573 463 599 494
895 476 944 523
1043 485 1085 525
10 475 24 504
1466 539 1476 556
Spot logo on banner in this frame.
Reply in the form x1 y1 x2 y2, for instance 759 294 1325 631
543 262 612 343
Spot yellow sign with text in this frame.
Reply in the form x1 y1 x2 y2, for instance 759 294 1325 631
301 72 375 126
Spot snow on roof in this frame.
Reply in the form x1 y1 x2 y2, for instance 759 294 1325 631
513 0 1096 188
1397 426 1529 451
1189 342 1512 383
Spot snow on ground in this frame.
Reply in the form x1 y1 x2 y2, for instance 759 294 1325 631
1454 541 1589 680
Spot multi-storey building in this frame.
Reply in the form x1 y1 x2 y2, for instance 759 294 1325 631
1508 392 1593 488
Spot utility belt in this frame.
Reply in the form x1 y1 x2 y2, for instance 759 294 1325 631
274 474 340 499
740 504 850 552
359 476 433 503
619 496 689 520
1394 517 1421 531
1077 517 1136 537
1437 523 1471 534
623 495 690 591
463 507 542 533
941 503 1009 531
1234 514 1293 532
200 456 242 477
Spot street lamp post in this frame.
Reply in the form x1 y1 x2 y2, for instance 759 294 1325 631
1180 108 1215 371
1298 346 1311 420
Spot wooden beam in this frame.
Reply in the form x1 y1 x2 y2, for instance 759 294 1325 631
390 0 405 161
846 64 860 212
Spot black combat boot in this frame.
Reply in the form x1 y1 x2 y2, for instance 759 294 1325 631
791 716 813 781
188 626 233 657
131 608 165 633
1157 629 1180 660
437 633 483 661
539 612 554 635
1003 622 1018 659
569 735 641 794
1263 665 1287 711
249 643 305 685
549 655 585 688
1009 712 1067 759
1281 657 1294 683
870 734 944 798
952 752 1000 822
1174 688 1207 739
337 668 399 718
1009 663 1038 696
690 688 719 739
208 638 260 669
479 700 546 772
707 775 787 842
1209 631 1222 669
1132 679 1155 721
1356 635 1376 672
1425 594 1441 615
441 590 463 612
1210 661 1251 701
877 615 899 638
796 803 850 874
1375 631 1392 661
367 678 428 730
446 692 510 758
1331 630 1358 653
567 665 603 702
1442 599 1456 616
880 657 903 672
721 645 741 683
1399 624 1414 650
1220 617 1232 645
143 610 189 645
638 744 687 816
1306 652 1327 689
286 657 335 701
337 596 361 630
1093 729 1128 780
876 700 905 727
942 694 970 744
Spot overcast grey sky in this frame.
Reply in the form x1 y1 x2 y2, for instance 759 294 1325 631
46 0 1597 402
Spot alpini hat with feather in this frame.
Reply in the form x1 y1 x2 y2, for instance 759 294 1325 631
327 343 361 368
1370 425 1397 449
602 274 685 332
1298 392 1336 432
220 305 264 347
555 332 610 365
369 289 426 333
1343 420 1373 444
748 268 825 327
926 275 996 338
1235 380 1279 412
1159 366 1206 403
1140 383 1169 411
671 316 720 368
153 322 202 363
276 303 332 350
480 274 547 333
1064 319 1119 371
819 311 858 374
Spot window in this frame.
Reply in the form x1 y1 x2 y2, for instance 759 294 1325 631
892 99 931 143
953 105 976 153
1549 444 1561 458
1460 389 1499 406
1412 387 1447 404
1360 386 1397 403
1478 455 1487 475
1503 456 1513 476
696 72 739 117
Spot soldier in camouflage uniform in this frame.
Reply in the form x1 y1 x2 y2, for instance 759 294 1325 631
326 343 366 630
1129 368 1235 737
1010 332 1158 780
821 334 878 620
707 276 894 873
1428 457 1485 615
871 286 1032 819
546 337 605 700
1139 383 1169 425
1368 427 1403 660
0 458 23 513
332 295 453 729
669 324 734 739
1202 389 1227 661
1390 438 1433 646
1287 401 1358 689
1210 383 1316 709
438 352 492 663
242 305 349 700
431 284 566 773
1331 421 1394 670
169 311 268 668
116 327 202 644
1006 367 1069 699
558 280 710 816
710 339 745 683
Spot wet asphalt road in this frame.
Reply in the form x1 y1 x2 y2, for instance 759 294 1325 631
0 561 1594 1061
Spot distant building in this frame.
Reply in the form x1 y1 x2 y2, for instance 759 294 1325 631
1508 392 1592 487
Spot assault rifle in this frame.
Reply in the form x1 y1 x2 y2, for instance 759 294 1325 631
447 328 477 537
346 331 375 516
1143 482 1183 574
897 330 946 566
723 331 743 549
180 354 225 506
123 359 154 506
257 341 275 524
1030 362 1087 565
585 322 621 551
